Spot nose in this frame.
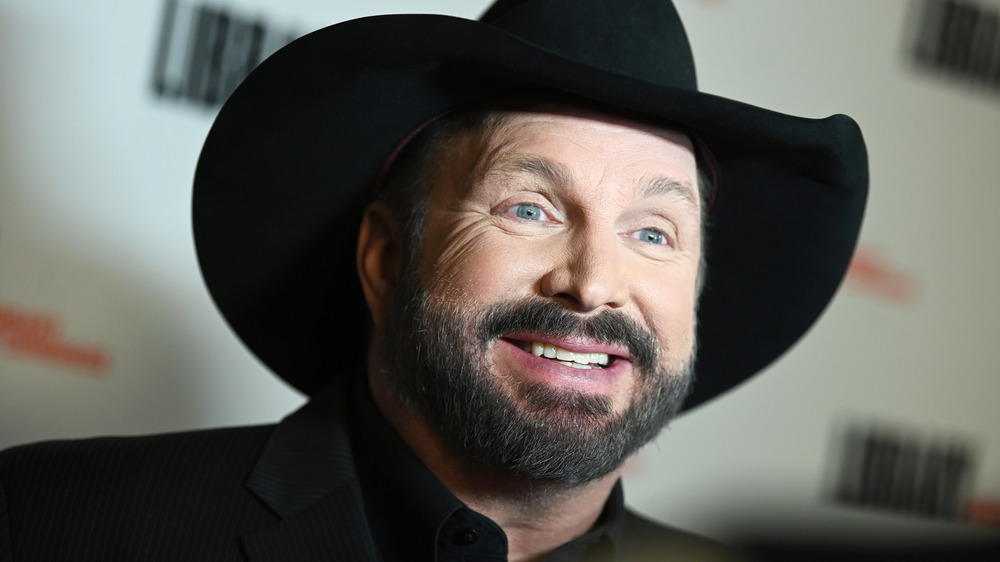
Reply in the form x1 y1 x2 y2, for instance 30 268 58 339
539 227 629 313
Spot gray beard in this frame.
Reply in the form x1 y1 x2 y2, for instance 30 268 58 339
381 270 694 487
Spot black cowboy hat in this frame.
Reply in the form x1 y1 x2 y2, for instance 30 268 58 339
193 0 867 411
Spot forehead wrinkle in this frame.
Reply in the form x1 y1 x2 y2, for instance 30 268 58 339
464 116 531 185
462 115 699 213
477 152 701 219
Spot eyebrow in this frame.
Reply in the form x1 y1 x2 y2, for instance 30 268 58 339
640 177 699 207
492 156 571 188
491 155 699 207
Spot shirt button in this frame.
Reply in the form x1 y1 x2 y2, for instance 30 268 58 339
453 528 479 546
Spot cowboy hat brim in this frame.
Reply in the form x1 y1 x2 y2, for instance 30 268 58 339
193 13 867 411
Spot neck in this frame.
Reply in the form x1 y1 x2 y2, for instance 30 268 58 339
369 369 620 562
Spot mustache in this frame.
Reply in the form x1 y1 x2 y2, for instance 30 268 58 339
476 298 660 377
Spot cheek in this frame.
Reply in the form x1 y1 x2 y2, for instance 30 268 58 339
421 230 546 307
633 274 699 362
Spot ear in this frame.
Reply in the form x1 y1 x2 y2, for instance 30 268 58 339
356 201 401 327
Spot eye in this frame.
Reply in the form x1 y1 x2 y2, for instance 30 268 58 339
510 203 546 221
632 228 670 245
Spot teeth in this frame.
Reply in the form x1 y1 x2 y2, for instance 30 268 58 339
525 341 610 367
559 360 594 370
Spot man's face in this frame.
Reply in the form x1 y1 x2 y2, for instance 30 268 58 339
380 110 702 485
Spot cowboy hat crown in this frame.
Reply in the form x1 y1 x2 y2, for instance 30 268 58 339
480 0 696 90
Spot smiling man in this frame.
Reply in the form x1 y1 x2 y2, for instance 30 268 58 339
367 108 702 485
0 0 867 560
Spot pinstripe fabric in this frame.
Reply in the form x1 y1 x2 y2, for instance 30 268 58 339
238 384 380 560
0 382 379 561
0 470 11 561
0 426 278 561
245 388 359 519
240 485 378 561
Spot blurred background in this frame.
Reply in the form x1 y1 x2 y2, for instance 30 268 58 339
1 0 998 555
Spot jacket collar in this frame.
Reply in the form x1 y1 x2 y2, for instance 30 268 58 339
240 378 380 561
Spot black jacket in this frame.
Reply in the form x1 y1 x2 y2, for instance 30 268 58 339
0 389 742 561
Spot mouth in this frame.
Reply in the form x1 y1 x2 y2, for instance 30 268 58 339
509 338 619 370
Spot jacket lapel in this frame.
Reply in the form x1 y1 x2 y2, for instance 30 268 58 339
240 383 380 561
240 484 379 561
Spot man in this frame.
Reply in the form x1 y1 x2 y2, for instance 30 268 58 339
0 0 867 560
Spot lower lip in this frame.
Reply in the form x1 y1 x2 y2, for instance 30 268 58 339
493 338 632 395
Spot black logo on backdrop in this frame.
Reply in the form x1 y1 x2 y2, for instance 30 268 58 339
151 0 298 107
830 424 976 520
910 0 1000 92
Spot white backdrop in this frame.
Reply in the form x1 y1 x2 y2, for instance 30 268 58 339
2 0 998 549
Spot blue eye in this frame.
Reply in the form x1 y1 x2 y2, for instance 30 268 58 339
635 228 668 245
514 204 544 221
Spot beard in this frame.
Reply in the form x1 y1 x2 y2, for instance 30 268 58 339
380 269 695 487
